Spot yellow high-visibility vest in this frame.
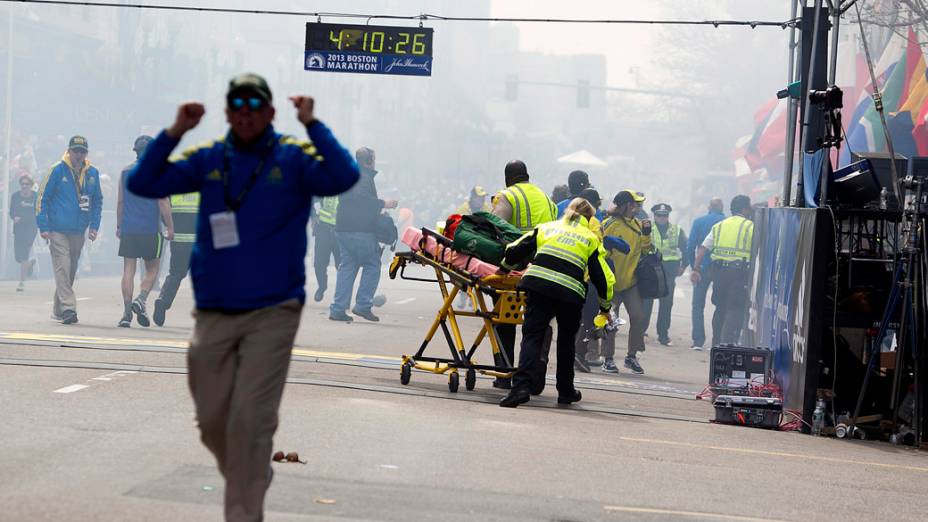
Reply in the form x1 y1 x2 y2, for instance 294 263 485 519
710 215 753 262
499 182 557 233
318 196 338 225
653 223 682 262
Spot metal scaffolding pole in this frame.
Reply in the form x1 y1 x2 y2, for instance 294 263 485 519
783 0 802 206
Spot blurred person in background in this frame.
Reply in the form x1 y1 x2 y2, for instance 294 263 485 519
154 190 198 327
36 135 103 325
685 197 725 351
551 184 569 205
117 135 173 328
555 170 591 217
641 203 687 346
10 174 38 291
330 146 395 323
128 72 358 522
311 195 339 302
455 185 491 215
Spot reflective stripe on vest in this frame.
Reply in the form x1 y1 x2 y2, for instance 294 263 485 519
318 196 338 225
173 232 196 243
501 182 556 233
653 223 681 261
711 216 753 262
522 218 598 299
170 192 200 213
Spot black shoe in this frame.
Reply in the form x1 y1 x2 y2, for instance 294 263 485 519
313 288 325 303
574 354 591 373
329 311 353 322
118 313 131 328
153 299 166 327
61 310 78 325
492 378 512 390
132 298 150 327
499 388 530 408
558 389 582 405
624 356 644 375
351 307 380 322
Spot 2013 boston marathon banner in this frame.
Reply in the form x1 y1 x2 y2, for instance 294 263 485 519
743 208 825 417
304 23 434 77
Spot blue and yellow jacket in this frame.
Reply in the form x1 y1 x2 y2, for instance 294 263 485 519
127 122 359 310
36 155 103 234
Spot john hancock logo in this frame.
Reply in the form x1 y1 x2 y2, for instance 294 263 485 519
305 53 326 70
384 56 431 74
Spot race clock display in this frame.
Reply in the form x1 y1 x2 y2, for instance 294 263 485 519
304 23 434 77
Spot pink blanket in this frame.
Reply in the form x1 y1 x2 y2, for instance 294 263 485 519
401 227 503 279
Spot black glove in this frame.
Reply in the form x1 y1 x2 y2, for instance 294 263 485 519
641 223 652 236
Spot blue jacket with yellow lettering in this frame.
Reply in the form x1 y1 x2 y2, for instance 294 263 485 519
127 122 359 310
35 156 104 234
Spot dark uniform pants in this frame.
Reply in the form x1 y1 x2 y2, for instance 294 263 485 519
159 241 193 309
710 263 749 347
512 290 582 396
313 222 340 292
574 282 600 359
642 260 680 343
691 269 712 348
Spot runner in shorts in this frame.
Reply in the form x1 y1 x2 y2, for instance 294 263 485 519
116 135 173 327
10 175 38 291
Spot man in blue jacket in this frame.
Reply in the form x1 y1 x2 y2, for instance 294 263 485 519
127 73 359 522
36 135 103 324
686 197 725 350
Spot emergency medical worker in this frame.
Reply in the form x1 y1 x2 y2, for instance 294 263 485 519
686 197 725 350
117 135 173 328
692 195 753 348
127 72 359 522
36 135 104 324
153 191 200 326
491 159 558 389
498 198 615 407
601 190 651 374
455 185 491 215
312 195 339 302
641 203 688 346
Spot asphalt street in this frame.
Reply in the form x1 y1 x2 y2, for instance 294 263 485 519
3 269 928 521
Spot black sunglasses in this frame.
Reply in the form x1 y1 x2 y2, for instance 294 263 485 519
229 96 266 111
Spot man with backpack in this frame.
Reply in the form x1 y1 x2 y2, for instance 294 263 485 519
330 147 397 323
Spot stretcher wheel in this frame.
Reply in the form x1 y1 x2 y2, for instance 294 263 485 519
448 371 459 393
400 362 412 385
465 369 476 391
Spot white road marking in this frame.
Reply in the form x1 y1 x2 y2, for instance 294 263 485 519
603 505 785 521
92 370 139 381
53 384 89 394
395 298 416 305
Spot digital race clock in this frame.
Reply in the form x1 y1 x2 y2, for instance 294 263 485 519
304 22 434 77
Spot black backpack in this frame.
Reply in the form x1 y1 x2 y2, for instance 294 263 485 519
374 213 398 249
636 251 669 299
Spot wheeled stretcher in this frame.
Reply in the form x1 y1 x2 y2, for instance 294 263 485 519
388 227 526 392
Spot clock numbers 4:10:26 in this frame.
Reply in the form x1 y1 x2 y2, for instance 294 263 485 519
329 30 426 55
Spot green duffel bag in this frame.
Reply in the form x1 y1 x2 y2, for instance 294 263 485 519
451 211 525 265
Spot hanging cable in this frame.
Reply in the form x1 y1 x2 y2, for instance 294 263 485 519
0 0 800 28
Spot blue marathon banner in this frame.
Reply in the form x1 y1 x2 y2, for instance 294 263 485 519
304 51 433 76
744 208 822 414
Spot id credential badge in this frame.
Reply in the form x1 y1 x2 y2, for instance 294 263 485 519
209 211 240 249
78 195 90 212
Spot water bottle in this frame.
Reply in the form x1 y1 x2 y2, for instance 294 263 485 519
879 187 889 210
811 398 825 436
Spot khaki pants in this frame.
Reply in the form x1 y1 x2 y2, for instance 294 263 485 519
48 232 85 316
188 299 303 522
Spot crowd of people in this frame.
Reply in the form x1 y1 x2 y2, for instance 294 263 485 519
3 71 758 522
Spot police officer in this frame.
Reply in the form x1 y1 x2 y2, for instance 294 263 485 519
498 197 615 407
153 191 199 326
641 203 688 346
490 160 558 388
312 195 339 302
692 195 753 347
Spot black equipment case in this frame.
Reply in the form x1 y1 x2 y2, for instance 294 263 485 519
713 395 783 429
709 345 773 393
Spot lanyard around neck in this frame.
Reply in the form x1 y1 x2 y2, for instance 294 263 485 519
221 140 276 212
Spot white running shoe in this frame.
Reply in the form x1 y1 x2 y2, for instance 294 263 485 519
691 345 703 351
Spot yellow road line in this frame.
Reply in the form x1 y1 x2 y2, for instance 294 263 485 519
619 436 928 473
603 505 787 522
0 331 399 363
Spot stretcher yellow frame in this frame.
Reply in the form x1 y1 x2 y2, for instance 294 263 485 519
388 228 525 393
